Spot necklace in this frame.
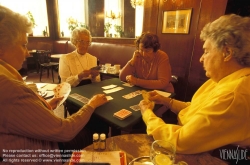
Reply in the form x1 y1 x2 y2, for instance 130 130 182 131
75 51 89 70
142 57 154 79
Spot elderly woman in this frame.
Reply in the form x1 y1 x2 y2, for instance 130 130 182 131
0 6 108 164
59 27 100 87
119 32 174 93
139 14 250 164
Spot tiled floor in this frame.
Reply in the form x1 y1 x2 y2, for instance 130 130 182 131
25 70 60 84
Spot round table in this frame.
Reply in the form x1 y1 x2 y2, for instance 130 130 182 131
83 134 228 165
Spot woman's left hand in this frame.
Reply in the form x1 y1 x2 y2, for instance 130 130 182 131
48 96 64 110
126 75 137 85
139 100 154 115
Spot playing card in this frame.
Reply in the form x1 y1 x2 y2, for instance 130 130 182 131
53 82 71 108
141 90 150 101
102 84 117 89
106 96 113 100
113 109 132 120
122 90 142 99
69 93 89 104
130 104 141 111
103 87 124 94
122 83 134 87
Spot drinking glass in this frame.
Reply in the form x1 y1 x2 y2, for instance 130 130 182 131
150 140 188 165
105 63 111 72
150 140 175 165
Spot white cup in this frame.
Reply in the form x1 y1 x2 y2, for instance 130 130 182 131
105 63 111 72
114 64 121 74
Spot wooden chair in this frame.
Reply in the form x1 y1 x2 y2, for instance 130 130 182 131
34 50 59 83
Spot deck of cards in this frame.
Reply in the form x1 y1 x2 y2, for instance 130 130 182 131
113 109 132 120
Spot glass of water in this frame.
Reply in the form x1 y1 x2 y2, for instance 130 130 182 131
150 140 188 165
150 140 175 165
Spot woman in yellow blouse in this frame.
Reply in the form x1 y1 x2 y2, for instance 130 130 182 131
139 14 250 164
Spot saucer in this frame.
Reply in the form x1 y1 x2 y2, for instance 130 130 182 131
128 156 153 165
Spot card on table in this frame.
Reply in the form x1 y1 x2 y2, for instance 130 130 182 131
103 86 124 94
113 109 132 120
69 93 89 104
122 83 134 87
122 90 142 99
102 84 117 89
106 96 113 100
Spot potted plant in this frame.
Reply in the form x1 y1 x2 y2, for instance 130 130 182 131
61 31 64 37
114 25 124 38
26 11 36 36
42 30 47 37
67 17 78 32
104 22 112 37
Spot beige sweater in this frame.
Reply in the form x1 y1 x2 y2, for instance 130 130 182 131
0 59 94 164
120 50 174 93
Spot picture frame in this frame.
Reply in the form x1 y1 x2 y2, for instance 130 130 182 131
162 9 192 34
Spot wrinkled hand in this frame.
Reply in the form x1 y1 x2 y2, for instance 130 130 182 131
78 70 91 80
87 94 109 109
126 75 137 85
48 96 64 110
148 90 169 106
139 100 155 115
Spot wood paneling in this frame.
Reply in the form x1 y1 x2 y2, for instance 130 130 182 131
185 0 227 101
143 0 228 101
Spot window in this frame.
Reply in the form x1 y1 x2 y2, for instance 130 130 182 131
58 0 89 37
104 0 123 37
0 0 49 37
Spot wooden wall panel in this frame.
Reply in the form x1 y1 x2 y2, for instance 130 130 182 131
143 0 228 101
185 0 228 101
156 0 202 101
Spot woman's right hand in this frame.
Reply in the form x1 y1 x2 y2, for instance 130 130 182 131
130 50 141 65
87 94 108 109
148 90 169 105
78 70 91 80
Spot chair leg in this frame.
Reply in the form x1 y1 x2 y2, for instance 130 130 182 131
58 75 61 84
47 68 49 78
51 67 54 83
40 67 43 82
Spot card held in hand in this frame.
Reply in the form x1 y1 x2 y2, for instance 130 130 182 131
141 90 150 101
113 109 132 120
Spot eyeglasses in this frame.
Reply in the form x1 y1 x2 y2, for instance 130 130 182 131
76 40 91 46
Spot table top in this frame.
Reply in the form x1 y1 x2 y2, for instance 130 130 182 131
51 54 63 58
67 78 173 129
82 134 228 165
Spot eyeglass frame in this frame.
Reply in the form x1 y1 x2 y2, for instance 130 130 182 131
75 39 91 46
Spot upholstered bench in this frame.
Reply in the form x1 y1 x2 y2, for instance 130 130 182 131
67 42 136 68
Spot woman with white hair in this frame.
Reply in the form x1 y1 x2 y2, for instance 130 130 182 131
139 14 250 164
59 27 100 87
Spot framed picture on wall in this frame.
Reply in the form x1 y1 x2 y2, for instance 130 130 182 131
162 9 192 34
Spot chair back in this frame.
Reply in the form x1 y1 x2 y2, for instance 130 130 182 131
35 50 52 65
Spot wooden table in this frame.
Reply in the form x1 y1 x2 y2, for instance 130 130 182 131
82 134 228 165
